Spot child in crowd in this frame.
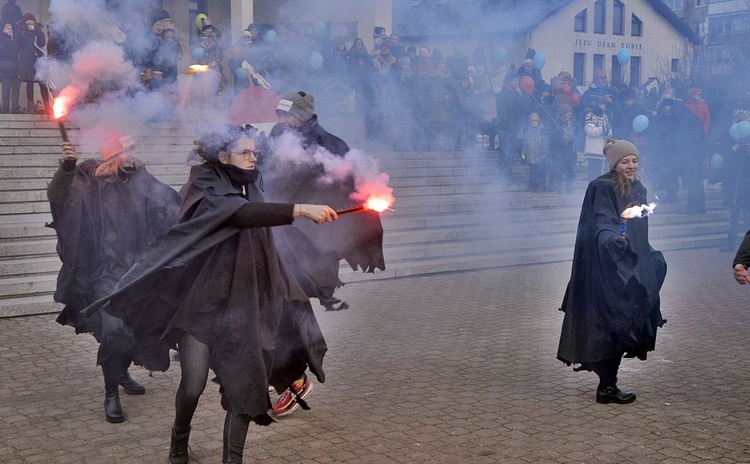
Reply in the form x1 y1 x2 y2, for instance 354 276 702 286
521 112 549 192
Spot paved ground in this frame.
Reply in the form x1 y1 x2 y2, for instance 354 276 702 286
1 248 749 464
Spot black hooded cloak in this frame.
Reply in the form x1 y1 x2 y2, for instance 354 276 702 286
47 158 181 364
84 161 327 421
264 116 385 303
557 173 667 364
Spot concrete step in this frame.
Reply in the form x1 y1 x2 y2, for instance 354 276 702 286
0 223 55 241
0 239 58 258
0 256 60 276
0 294 61 318
0 273 58 297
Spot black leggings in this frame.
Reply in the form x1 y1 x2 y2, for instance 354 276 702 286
590 356 622 389
175 333 250 462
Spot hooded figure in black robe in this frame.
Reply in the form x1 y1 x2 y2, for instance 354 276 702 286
47 137 181 423
84 125 337 463
263 90 385 312
558 138 667 404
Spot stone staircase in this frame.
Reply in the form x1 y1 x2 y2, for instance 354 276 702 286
0 113 729 317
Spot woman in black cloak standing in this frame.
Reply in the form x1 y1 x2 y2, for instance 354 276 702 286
85 125 337 464
557 138 667 404
48 136 181 423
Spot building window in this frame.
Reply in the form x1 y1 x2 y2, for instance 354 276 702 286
664 0 684 7
594 0 606 34
671 58 680 72
613 1 624 36
708 14 750 45
631 14 642 37
611 55 622 86
629 56 641 86
593 54 605 78
573 53 586 85
574 9 587 32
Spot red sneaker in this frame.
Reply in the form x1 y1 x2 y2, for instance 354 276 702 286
272 375 313 417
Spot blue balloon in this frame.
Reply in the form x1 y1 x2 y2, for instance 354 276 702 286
234 67 248 80
617 48 631 65
493 47 508 65
710 153 723 170
738 120 750 139
264 30 277 44
191 47 205 60
533 52 546 69
632 114 649 133
313 20 326 37
730 124 741 141
309 52 323 70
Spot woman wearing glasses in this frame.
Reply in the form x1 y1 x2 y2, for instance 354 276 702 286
86 125 337 463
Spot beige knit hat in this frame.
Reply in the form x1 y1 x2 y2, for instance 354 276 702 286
603 138 638 172
276 90 315 123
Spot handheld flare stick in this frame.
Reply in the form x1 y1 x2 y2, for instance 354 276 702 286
45 68 70 143
336 198 394 216
52 97 70 143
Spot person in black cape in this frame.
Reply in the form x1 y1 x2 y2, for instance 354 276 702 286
84 125 337 464
262 90 385 417
557 138 667 404
264 90 385 314
48 136 181 423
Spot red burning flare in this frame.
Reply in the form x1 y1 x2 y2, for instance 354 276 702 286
366 198 390 212
337 197 394 216
52 95 73 142
53 95 71 120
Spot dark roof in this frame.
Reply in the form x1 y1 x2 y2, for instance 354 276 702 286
393 0 701 44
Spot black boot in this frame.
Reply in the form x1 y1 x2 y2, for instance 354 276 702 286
104 389 125 423
596 385 636 404
119 371 146 395
222 411 250 464
169 424 191 464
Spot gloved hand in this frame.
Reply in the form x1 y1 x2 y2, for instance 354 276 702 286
611 235 630 253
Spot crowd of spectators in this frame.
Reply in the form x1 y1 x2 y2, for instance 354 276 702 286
3 2 750 211
1 0 48 114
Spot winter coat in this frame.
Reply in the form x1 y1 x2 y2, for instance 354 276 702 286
14 26 45 81
584 109 612 158
0 32 18 76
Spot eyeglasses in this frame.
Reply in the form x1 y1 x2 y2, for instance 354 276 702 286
231 150 257 160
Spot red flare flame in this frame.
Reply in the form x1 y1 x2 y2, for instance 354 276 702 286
366 197 390 212
53 95 71 119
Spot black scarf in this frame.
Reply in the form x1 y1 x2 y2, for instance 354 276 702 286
218 163 259 190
